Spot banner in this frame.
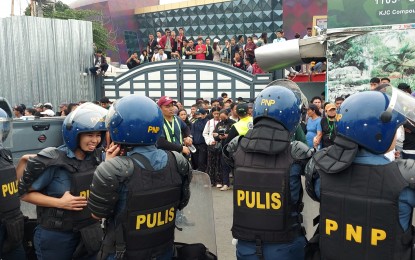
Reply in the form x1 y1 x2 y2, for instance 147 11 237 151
328 0 415 28
326 25 415 101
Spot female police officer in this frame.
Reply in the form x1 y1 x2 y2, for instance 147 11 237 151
18 103 108 259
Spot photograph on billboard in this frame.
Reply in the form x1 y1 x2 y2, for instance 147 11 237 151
327 24 415 101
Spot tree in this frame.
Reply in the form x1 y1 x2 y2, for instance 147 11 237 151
25 1 116 52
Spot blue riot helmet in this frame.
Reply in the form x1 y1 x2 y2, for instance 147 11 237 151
0 108 11 143
253 79 303 133
337 91 406 154
62 102 108 151
106 95 163 145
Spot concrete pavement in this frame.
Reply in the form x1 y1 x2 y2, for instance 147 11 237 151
211 178 321 259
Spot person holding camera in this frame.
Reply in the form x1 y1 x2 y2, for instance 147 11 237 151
213 109 235 190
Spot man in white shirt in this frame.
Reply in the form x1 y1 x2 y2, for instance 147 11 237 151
152 48 168 62
272 29 286 43
303 27 313 39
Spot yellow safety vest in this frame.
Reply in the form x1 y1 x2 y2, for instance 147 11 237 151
163 117 182 144
233 116 253 136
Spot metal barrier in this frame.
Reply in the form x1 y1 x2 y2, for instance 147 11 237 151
102 60 273 106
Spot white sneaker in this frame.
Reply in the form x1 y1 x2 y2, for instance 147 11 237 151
216 184 223 188
220 185 230 191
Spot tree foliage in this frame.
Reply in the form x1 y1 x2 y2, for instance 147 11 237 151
25 1 116 52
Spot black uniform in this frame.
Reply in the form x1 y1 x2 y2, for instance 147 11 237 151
88 150 191 259
0 149 25 259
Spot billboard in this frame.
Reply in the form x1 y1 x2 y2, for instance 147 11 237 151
328 0 415 28
326 24 415 101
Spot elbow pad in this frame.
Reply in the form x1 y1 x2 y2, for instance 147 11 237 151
88 157 134 219
304 158 320 202
18 157 46 196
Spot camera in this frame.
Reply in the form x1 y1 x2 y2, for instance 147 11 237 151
217 128 226 136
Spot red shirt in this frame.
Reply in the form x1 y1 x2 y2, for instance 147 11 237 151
195 44 206 60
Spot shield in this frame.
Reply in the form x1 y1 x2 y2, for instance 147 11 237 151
175 170 217 256
1 116 13 149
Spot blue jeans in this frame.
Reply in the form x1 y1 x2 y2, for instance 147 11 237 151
34 225 96 260
402 152 415 160
236 236 306 260
0 224 26 260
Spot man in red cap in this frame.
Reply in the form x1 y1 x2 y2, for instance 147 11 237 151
156 96 192 155
156 96 194 226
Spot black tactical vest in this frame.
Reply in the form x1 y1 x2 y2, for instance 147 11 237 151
36 148 100 231
0 150 21 220
319 162 412 260
232 145 303 243
120 152 182 259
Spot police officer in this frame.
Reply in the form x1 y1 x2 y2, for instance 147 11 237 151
88 95 192 259
226 82 313 259
0 108 25 260
305 90 415 260
19 103 108 259
223 102 253 146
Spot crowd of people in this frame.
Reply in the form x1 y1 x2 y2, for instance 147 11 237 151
121 27 314 75
1 75 415 259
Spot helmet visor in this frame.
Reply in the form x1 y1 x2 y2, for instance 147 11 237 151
105 101 117 128
0 117 12 149
380 85 415 122
267 79 309 109
67 102 108 129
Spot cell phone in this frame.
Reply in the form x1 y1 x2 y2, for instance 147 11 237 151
119 145 133 156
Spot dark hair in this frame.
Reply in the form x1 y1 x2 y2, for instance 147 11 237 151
308 104 321 117
294 33 301 38
142 49 148 55
370 77 380 84
177 109 191 127
221 92 228 98
381 77 390 83
65 103 79 115
211 106 221 113
335 97 345 102
179 27 184 30
310 96 322 103
219 109 229 115
213 42 218 50
307 27 312 30
25 108 36 116
238 35 244 41
230 103 237 109
247 36 253 41
260 32 268 44
96 50 103 54
165 28 171 32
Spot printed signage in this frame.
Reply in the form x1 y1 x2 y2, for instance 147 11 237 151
328 0 415 28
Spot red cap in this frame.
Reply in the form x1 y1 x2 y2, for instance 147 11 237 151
157 96 174 107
